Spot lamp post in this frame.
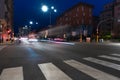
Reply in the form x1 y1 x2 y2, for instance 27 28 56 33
41 5 57 26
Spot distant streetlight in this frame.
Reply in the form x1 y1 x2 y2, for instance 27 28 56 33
41 5 48 12
51 6 54 9
36 22 38 25
41 5 57 25
29 21 33 25
25 25 28 28
54 9 57 13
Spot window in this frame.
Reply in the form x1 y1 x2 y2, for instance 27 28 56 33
118 13 120 16
66 17 68 21
83 12 85 16
118 6 120 10
60 18 62 20
60 22 63 25
89 19 92 24
77 7 79 11
89 8 91 13
82 18 84 24
69 12 71 15
69 18 71 20
82 6 84 11
89 14 91 17
76 13 78 16
77 20 79 24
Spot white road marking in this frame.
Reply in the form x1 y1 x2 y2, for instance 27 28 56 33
99 55 120 61
111 54 120 57
0 67 23 80
64 60 120 80
83 57 120 71
38 63 72 80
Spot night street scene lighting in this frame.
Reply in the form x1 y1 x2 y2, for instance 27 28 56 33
1 0 120 80
29 21 33 25
41 5 48 12
41 5 57 25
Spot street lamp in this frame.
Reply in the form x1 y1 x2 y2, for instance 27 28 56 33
41 5 57 26
29 21 33 25
41 5 48 12
36 22 38 25
51 6 54 9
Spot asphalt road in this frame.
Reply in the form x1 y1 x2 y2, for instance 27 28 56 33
0 41 120 80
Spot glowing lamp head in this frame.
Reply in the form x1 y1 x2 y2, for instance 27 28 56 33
41 5 48 12
29 21 33 25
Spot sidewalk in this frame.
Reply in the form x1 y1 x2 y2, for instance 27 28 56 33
72 40 120 45
0 41 14 45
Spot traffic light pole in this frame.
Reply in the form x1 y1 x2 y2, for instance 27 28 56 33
96 17 113 43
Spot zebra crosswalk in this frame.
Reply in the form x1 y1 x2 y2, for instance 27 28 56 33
38 63 72 80
1 53 120 80
0 67 23 80
111 54 120 57
64 60 120 80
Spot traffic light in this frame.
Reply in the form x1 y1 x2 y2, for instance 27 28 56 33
7 29 11 34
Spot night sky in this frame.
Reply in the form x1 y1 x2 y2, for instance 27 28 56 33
14 0 113 33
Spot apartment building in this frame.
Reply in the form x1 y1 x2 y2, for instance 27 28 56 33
100 2 114 37
100 0 120 38
0 0 13 42
114 0 120 38
56 2 94 39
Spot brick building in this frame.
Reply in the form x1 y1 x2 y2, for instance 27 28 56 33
55 2 94 40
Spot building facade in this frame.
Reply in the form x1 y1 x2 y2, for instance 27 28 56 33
100 0 120 38
56 2 94 40
114 0 120 38
0 0 13 42
99 2 114 38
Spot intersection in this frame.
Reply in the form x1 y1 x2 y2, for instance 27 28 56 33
0 41 120 80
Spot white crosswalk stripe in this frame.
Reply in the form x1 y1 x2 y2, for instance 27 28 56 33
111 54 120 57
1 54 120 80
38 63 72 80
0 67 23 80
64 59 120 80
83 57 120 71
99 55 120 61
